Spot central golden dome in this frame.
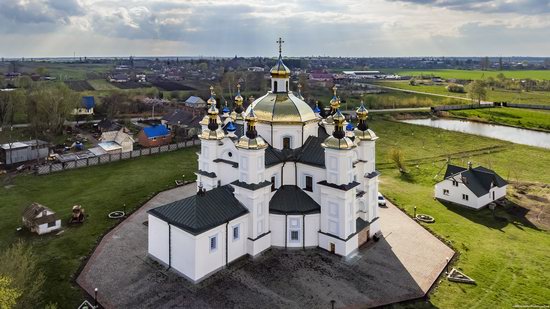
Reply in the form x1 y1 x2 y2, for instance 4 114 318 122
245 92 317 124
270 56 291 78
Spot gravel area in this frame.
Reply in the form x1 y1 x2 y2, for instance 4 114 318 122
77 184 454 308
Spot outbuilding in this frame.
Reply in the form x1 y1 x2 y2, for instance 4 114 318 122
22 203 61 235
0 140 49 165
435 163 508 209
138 124 172 147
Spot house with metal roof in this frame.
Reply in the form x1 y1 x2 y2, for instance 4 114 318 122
0 140 49 165
73 96 95 116
435 163 508 209
137 124 172 147
184 96 207 109
22 203 61 235
147 45 381 284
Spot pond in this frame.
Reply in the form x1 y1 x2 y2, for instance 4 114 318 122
401 118 550 149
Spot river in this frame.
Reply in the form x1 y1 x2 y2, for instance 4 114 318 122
401 118 550 149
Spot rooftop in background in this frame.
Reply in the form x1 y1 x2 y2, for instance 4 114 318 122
143 124 170 138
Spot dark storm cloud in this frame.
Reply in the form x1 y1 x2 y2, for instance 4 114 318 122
393 0 550 14
0 0 84 33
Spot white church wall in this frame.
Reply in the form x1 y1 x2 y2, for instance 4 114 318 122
227 215 249 264
171 224 198 281
282 162 296 185
193 225 226 281
270 214 286 247
148 215 169 264
217 162 238 186
247 232 271 257
272 124 304 149
304 214 320 247
303 122 319 139
296 163 325 204
255 123 272 145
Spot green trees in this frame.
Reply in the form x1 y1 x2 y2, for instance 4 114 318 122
466 80 488 103
26 83 78 135
0 90 24 132
446 83 465 93
0 241 46 308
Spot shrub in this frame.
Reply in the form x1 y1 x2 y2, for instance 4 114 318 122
446 83 465 93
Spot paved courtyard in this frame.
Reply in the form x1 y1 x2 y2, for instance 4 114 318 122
77 184 454 308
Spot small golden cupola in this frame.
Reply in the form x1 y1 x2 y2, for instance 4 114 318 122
322 108 356 150
199 88 225 140
236 108 267 149
353 100 377 141
200 86 220 126
329 85 341 114
231 84 245 121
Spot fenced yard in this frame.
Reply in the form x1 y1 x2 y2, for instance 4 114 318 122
36 139 200 175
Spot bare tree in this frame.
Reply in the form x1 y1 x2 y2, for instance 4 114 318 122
466 80 488 104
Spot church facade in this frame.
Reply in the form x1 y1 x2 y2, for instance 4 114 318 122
147 44 381 283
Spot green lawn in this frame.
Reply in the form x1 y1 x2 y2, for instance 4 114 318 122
0 148 199 308
370 120 550 308
1 120 549 308
449 108 550 131
381 69 550 80
376 80 550 105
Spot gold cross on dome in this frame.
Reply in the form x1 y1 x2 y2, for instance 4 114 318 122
276 37 285 55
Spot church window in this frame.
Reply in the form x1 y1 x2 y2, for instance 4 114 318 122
290 230 299 242
209 235 218 252
233 225 240 241
286 81 289 91
283 137 291 149
274 81 278 92
271 176 276 192
228 152 232 157
305 175 313 192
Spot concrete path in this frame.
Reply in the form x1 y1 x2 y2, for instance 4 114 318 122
77 184 454 308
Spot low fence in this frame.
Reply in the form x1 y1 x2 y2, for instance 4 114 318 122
431 103 495 112
36 139 201 175
502 102 550 110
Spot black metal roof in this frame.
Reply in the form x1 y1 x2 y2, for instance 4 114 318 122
317 180 361 191
444 164 508 197
147 185 248 235
264 125 328 168
269 185 320 215
231 180 272 191
196 170 217 178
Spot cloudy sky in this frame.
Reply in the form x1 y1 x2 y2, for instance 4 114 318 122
0 0 549 57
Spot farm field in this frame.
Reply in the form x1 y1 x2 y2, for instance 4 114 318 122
87 79 118 91
381 69 550 80
449 107 550 131
376 80 550 105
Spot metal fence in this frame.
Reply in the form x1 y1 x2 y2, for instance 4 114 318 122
431 103 495 112
502 102 550 110
36 139 200 175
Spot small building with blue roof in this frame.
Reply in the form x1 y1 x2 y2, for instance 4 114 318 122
138 124 172 147
73 96 95 116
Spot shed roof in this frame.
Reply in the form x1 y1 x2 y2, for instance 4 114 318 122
147 185 248 235
22 202 58 224
81 96 95 110
185 96 206 105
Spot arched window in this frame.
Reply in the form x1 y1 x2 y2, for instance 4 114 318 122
286 81 289 92
283 137 291 149
274 81 278 93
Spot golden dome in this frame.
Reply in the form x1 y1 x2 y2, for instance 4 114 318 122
322 136 356 150
329 86 340 110
236 136 267 149
200 128 225 140
270 56 291 78
354 128 377 141
245 92 317 124
234 84 244 104
207 86 216 106
356 101 368 119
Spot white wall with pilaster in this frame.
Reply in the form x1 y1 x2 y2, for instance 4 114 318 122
296 163 325 204
319 185 356 240
304 214 320 247
324 148 355 186
270 214 286 247
237 148 266 184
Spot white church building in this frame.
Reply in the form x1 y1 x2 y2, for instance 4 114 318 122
147 43 381 283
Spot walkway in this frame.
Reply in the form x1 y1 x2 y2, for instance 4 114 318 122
77 184 454 308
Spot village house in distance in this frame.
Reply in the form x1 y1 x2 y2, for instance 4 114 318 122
147 41 381 283
435 163 508 209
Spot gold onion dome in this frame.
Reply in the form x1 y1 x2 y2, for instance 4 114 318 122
234 84 244 105
354 100 377 141
207 86 216 106
245 92 316 124
200 88 225 140
322 109 356 150
232 84 245 121
236 108 267 149
329 85 341 111
270 37 291 78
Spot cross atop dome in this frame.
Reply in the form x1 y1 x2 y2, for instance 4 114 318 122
276 37 285 56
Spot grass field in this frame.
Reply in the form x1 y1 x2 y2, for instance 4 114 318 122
370 120 550 308
449 108 550 131
381 69 550 80
376 80 550 105
0 148 199 308
87 79 119 91
1 120 549 308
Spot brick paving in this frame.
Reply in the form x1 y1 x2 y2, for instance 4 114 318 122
77 184 454 308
